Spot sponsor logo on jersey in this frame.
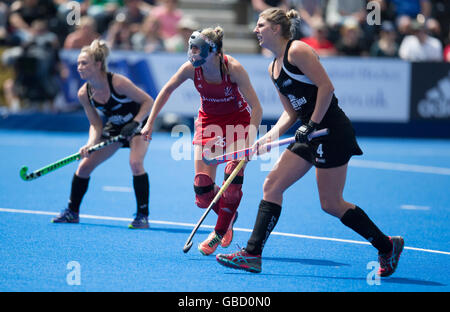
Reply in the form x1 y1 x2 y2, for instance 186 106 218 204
287 94 307 110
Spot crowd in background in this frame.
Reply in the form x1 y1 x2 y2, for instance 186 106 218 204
0 0 450 112
254 0 450 61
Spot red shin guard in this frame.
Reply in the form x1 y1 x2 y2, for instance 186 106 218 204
215 162 244 235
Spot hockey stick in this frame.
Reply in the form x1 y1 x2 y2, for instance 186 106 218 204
182 158 246 253
202 128 329 166
19 135 124 181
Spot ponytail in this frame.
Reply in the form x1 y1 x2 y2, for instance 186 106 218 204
81 39 110 72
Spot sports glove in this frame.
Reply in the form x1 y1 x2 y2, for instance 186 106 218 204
295 120 318 143
120 120 140 138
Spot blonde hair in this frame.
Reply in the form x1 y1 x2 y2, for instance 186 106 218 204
260 8 301 39
200 26 227 74
81 39 110 72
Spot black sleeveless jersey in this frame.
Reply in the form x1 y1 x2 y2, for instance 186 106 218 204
86 72 141 126
271 40 349 127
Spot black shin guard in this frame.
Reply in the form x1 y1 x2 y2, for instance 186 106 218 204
133 173 149 216
340 206 392 254
68 174 90 213
245 200 282 255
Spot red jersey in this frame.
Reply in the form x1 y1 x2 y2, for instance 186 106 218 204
194 55 248 115
192 55 251 146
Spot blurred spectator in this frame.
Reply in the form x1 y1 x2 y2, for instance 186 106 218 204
251 0 290 15
370 0 396 22
56 0 89 17
106 13 133 50
87 0 124 35
370 21 398 57
325 0 366 28
149 0 183 40
444 34 450 62
429 0 450 47
0 2 9 45
63 15 100 49
300 18 337 57
396 15 412 44
8 0 58 45
294 0 324 37
2 19 62 111
425 17 442 44
131 15 165 52
383 0 431 20
335 18 368 56
55 1 90 40
164 15 200 53
115 0 150 34
399 20 442 61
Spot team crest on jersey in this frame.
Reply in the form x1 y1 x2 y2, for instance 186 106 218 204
224 86 233 97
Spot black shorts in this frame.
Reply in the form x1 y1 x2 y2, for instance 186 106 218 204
287 123 363 168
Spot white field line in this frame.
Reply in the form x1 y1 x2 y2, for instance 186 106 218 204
1 207 449 256
349 159 450 176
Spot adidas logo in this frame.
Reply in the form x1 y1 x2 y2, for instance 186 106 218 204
417 71 450 119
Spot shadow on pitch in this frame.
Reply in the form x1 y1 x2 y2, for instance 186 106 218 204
256 274 446 287
264 257 350 267
224 269 445 287
77 222 210 235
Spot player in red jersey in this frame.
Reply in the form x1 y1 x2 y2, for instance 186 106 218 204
141 26 263 255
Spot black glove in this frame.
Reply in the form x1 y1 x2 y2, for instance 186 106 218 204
295 120 318 143
120 120 140 138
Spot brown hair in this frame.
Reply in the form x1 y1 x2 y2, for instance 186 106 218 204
201 26 227 74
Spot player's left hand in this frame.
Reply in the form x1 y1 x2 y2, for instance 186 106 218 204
295 120 318 143
120 120 140 138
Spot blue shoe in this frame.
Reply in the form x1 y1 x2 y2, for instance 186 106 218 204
128 213 149 229
52 208 79 223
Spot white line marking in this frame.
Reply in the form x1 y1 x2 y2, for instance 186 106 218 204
401 205 431 211
1 208 449 256
349 159 450 176
102 186 133 193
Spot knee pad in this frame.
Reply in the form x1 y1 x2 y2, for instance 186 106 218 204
224 161 244 183
194 173 216 209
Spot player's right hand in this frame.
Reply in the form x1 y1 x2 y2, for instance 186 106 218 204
252 136 272 156
79 144 92 158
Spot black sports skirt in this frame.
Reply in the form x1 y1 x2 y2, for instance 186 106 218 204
287 120 363 168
